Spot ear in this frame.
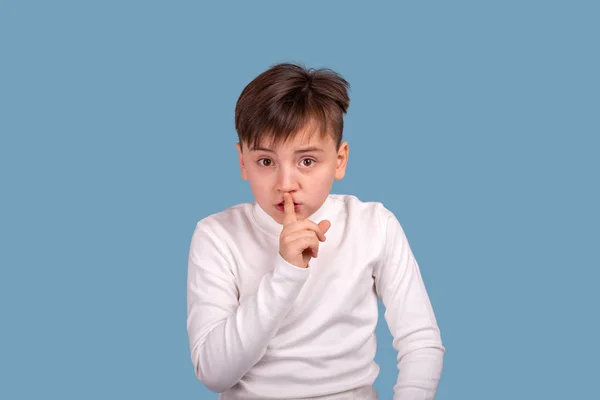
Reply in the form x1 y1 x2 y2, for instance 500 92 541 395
236 142 248 180
334 141 349 180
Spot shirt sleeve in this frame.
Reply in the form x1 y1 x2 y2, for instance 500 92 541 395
186 221 310 393
373 209 446 400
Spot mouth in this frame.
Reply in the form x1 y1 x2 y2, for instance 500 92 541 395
275 202 301 211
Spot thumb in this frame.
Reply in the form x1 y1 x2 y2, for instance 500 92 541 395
319 220 331 236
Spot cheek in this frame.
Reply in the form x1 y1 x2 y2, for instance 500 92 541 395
247 170 271 190
311 164 336 181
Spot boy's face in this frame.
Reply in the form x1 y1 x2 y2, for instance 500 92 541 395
236 124 349 225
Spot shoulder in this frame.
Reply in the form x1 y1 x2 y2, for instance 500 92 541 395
329 193 396 221
330 194 398 241
193 201 252 238
329 194 402 263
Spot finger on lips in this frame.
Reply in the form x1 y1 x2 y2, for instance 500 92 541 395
283 193 297 225
280 193 328 264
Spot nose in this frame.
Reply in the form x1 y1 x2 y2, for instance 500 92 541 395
275 165 299 193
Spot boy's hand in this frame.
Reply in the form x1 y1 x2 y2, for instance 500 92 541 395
279 192 331 269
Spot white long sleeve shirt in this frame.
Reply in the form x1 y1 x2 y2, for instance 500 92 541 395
187 194 445 399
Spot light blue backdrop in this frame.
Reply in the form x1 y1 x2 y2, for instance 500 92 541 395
1 1 598 399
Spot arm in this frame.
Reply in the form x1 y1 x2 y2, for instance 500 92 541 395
186 221 310 393
374 209 445 400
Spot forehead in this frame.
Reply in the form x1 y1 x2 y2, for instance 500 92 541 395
251 126 333 153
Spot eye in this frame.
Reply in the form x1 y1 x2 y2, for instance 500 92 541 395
257 158 273 167
301 158 316 167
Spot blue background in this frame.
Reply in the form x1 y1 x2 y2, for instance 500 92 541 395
1 1 598 399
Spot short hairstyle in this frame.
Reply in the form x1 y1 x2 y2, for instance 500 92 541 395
235 62 350 153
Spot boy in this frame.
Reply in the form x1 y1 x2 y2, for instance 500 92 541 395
187 63 445 399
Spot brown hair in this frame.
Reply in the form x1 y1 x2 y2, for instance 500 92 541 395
235 62 350 153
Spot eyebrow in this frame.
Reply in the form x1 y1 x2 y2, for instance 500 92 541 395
250 146 324 154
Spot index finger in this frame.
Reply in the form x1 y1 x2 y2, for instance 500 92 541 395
282 192 297 225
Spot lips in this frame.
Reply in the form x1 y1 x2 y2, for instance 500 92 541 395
277 202 300 206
